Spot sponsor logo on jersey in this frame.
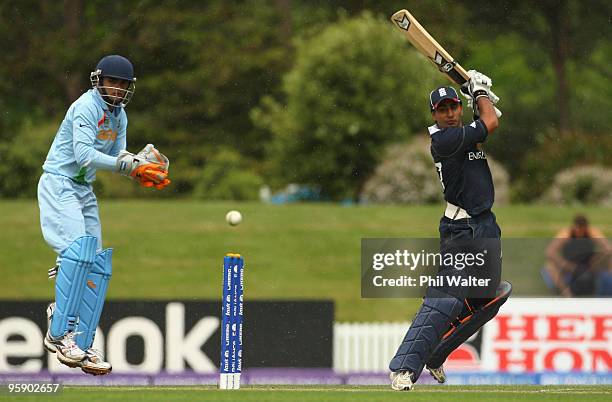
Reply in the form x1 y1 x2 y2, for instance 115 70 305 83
468 150 487 160
97 129 117 141
97 112 117 141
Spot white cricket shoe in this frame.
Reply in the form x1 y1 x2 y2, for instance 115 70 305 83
427 365 446 383
79 348 112 376
390 371 414 391
43 303 87 367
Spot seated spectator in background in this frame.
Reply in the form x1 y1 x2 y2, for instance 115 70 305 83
543 214 611 297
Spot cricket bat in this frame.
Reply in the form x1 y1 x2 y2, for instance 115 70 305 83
391 9 502 117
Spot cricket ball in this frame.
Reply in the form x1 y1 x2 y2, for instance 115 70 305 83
225 210 242 226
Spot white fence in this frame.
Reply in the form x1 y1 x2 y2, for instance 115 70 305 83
333 322 410 373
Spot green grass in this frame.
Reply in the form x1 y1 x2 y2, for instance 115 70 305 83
1 200 610 321
3 385 611 402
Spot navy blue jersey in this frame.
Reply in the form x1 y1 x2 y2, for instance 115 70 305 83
429 120 494 216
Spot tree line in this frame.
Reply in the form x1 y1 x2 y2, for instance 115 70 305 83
0 1 609 201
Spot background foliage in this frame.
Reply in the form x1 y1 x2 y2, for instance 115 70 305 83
0 1 610 202
542 165 612 206
360 137 510 205
252 13 437 200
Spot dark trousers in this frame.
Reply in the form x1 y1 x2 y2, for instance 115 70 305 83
439 211 502 299
389 211 502 379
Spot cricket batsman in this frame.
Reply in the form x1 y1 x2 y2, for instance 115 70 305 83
389 71 512 390
37 55 171 375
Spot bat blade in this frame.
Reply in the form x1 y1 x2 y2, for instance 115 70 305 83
391 9 502 117
391 9 468 86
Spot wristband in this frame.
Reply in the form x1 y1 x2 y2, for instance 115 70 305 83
472 89 489 100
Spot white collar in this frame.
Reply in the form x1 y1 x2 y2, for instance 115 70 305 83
428 124 441 136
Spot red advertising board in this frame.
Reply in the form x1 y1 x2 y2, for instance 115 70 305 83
446 299 612 373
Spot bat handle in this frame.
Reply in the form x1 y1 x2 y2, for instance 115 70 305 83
494 106 502 118
488 89 502 117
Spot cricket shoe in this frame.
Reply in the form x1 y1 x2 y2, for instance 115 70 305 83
43 303 86 367
427 365 446 383
44 330 87 367
390 370 414 391
79 348 112 376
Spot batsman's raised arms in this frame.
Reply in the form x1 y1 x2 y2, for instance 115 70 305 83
390 9 502 118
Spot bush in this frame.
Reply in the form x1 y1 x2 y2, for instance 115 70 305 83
0 121 56 198
252 12 439 201
513 132 612 202
193 149 263 201
360 137 441 204
361 136 510 205
464 33 556 176
541 165 612 206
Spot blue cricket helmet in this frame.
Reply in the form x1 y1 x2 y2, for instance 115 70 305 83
96 55 135 82
90 55 136 107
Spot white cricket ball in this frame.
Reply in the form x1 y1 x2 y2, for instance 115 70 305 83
225 210 242 226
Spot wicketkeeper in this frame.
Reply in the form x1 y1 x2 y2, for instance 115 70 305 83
389 71 512 390
37 55 171 375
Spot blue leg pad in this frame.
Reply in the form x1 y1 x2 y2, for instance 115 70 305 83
76 248 113 351
50 236 98 338
389 288 464 381
426 281 512 368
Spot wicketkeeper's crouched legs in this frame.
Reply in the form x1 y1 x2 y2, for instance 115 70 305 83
389 287 464 381
426 280 512 369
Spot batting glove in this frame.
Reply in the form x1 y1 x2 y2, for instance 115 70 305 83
467 69 493 100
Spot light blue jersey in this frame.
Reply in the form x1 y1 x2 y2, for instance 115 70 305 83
42 89 127 184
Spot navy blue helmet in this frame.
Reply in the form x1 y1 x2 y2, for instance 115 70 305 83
429 86 461 112
90 55 136 107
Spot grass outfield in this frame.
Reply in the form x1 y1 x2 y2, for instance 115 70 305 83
3 385 611 402
1 200 610 321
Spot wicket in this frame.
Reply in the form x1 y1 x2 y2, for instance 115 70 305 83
219 253 244 389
